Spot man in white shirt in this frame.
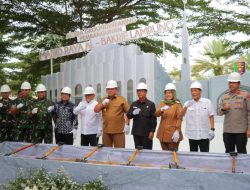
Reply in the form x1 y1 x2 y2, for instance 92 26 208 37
74 86 103 146
179 81 215 152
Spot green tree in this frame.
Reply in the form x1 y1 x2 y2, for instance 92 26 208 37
192 39 235 79
242 53 250 70
169 67 181 81
2 0 250 90
188 0 250 53
1 0 189 90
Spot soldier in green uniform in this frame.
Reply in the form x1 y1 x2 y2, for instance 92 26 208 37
14 81 35 142
0 84 17 142
30 84 54 143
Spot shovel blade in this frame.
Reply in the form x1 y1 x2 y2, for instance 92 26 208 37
169 163 185 169
75 158 88 163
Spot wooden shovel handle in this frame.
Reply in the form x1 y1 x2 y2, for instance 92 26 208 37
128 149 140 165
4 143 37 156
43 145 60 158
83 147 99 160
173 151 179 166
232 156 236 173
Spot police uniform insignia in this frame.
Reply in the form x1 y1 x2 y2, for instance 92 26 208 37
235 102 242 109
224 95 230 100
247 93 250 101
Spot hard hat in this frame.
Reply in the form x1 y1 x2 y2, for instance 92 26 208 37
136 82 148 90
21 81 31 90
61 86 72 95
83 86 95 95
106 80 118 88
228 72 241 82
190 81 202 90
36 84 47 92
164 83 176 91
0 84 11 92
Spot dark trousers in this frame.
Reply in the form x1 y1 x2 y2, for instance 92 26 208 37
0 124 15 142
189 139 209 152
223 133 247 154
32 129 53 144
133 135 153 150
55 133 73 145
81 134 98 146
17 128 32 143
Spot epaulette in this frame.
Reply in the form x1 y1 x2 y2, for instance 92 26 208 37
246 92 250 100
239 90 248 95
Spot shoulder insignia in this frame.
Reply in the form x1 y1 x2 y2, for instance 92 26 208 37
238 90 244 95
247 93 250 101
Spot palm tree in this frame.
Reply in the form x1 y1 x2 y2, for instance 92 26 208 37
242 53 250 71
169 67 181 81
192 39 235 79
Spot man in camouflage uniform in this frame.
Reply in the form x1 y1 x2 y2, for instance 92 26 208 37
0 84 17 142
14 81 35 142
217 72 250 154
30 84 54 143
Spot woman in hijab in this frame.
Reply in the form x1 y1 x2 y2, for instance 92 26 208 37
155 83 183 151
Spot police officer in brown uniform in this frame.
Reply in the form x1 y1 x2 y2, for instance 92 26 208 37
217 72 250 154
94 80 130 148
155 83 183 151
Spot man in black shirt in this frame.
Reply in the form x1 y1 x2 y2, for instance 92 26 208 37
127 82 157 150
49 87 78 145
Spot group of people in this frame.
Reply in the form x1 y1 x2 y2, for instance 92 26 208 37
0 72 249 154
0 82 54 143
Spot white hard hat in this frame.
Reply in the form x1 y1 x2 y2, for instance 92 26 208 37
36 84 47 92
136 82 148 90
190 81 202 90
164 83 176 91
228 72 241 82
83 86 95 95
21 81 31 90
106 80 118 88
61 86 72 95
0 84 11 92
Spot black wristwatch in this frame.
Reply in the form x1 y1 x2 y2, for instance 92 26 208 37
210 128 215 131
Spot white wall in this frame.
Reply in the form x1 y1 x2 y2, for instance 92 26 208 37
41 44 171 105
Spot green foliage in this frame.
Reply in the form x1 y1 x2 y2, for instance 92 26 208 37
192 39 235 79
242 53 250 70
4 167 108 190
1 0 250 88
188 0 250 53
169 67 181 81
0 0 188 90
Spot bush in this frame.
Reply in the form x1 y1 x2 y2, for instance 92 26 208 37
4 167 108 190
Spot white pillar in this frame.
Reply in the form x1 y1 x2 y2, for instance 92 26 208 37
50 58 53 75
181 0 191 81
